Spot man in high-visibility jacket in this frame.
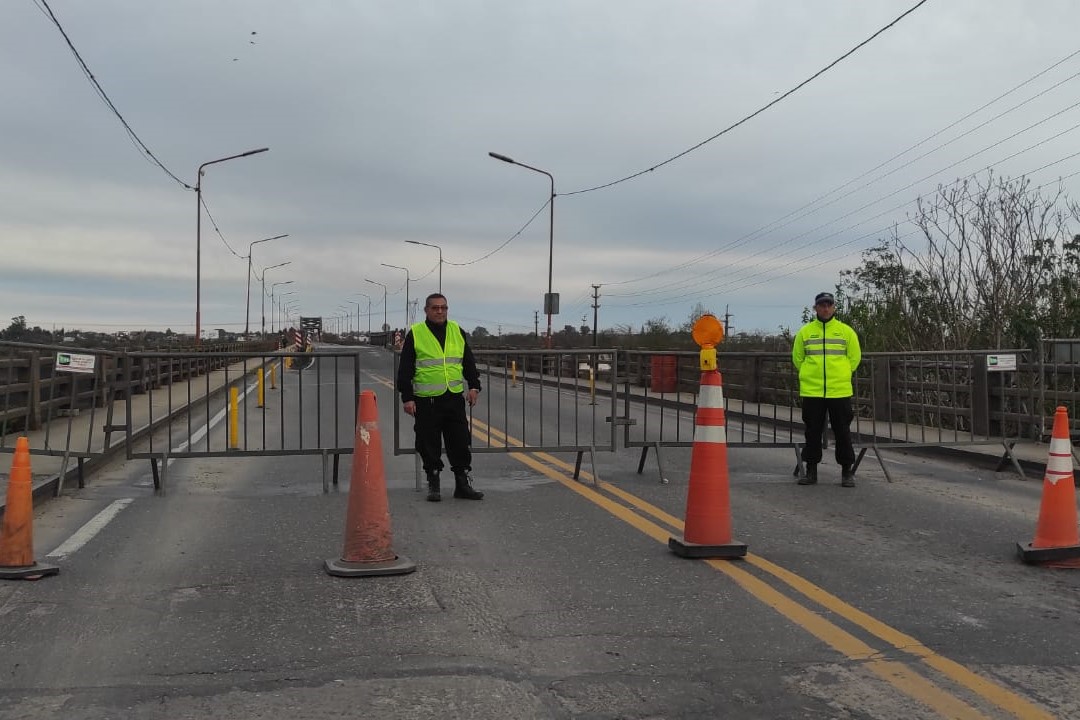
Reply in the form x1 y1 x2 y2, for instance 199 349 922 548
792 291 862 487
396 293 484 502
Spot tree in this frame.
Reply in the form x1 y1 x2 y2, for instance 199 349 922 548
1 316 27 341
840 172 1080 351
472 326 490 338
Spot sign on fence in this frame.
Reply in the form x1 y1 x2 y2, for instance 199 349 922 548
55 352 96 374
987 354 1017 372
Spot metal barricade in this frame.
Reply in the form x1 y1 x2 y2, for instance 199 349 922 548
122 349 361 492
0 341 120 493
619 348 1038 481
392 349 619 484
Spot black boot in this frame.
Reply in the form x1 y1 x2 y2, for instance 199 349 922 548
798 463 818 485
841 465 856 488
453 471 484 500
426 474 441 502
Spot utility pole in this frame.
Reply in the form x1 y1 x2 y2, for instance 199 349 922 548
591 284 601 347
723 304 734 337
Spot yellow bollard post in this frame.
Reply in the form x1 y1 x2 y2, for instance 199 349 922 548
270 363 277 389
257 368 265 408
511 360 517 387
229 387 239 449
285 355 293 370
589 366 597 406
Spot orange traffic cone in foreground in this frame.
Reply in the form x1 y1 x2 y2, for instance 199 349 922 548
669 369 747 559
325 391 416 577
1018 406 1080 565
0 437 59 580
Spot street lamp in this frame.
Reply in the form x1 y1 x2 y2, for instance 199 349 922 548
195 147 269 345
489 151 556 348
277 291 296 334
244 233 288 339
405 240 443 294
352 292 372 336
281 299 299 331
364 278 388 346
261 263 291 336
381 263 411 329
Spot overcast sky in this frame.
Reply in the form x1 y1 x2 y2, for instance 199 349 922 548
4 1 1080 339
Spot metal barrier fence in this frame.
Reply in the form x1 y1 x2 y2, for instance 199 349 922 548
393 349 620 483
620 348 1040 480
122 349 360 491
8 338 1080 495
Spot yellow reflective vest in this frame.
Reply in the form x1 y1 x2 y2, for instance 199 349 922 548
410 320 466 397
792 317 861 398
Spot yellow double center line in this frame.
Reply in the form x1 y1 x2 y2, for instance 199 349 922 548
468 416 1051 720
369 372 1049 718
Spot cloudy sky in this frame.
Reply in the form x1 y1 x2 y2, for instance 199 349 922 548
4 1 1080 339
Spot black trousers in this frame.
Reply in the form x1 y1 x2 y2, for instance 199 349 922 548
801 396 855 466
413 391 472 476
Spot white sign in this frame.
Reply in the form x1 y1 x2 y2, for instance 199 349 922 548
56 352 96 374
987 354 1016 372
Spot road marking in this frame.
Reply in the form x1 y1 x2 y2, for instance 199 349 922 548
467 416 1052 720
46 498 134 559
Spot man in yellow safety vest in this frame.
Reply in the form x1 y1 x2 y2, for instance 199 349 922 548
792 291 862 487
396 293 484 502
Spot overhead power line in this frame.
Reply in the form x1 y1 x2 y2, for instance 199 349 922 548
444 198 551 266
36 0 192 190
562 0 931 197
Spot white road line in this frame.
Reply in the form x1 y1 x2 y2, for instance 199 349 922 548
46 498 134 559
167 381 256 466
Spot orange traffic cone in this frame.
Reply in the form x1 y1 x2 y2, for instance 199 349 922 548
325 390 416 577
1018 406 1080 565
669 369 747 559
0 437 59 580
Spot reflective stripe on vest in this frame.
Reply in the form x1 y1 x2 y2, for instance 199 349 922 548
411 320 466 397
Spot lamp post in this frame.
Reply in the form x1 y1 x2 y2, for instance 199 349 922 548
282 300 299 332
489 151 555 348
244 233 288 339
405 240 443 294
264 266 292 335
381 263 411 329
195 147 269 345
364 278 388 346
277 291 296 334
352 292 372 336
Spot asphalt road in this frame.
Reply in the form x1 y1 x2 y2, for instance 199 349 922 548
2 346 1079 719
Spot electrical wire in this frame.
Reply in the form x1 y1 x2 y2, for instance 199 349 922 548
444 198 551 266
199 196 244 259
36 0 193 190
562 0 931 197
601 48 1080 289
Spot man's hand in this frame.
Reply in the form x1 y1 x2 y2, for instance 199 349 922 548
403 401 417 416
466 389 479 407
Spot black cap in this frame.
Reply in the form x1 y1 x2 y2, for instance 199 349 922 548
814 292 835 305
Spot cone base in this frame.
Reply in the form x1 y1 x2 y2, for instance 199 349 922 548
669 536 747 559
1016 542 1080 565
324 555 417 577
0 562 59 580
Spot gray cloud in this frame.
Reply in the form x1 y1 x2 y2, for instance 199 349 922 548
4 1 1080 338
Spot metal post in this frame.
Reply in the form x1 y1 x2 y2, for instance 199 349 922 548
195 147 269 345
488 152 555 348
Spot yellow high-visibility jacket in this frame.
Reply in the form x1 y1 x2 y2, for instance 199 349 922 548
410 320 466 397
792 317 861 398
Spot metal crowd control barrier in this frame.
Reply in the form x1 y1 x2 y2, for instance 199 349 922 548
620 348 1038 482
0 341 120 492
392 349 619 487
122 349 360 493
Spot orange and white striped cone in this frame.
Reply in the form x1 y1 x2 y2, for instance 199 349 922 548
669 369 747 559
1018 406 1080 565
